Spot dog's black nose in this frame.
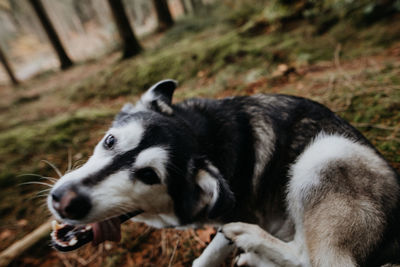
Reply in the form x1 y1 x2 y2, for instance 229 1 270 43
51 187 91 220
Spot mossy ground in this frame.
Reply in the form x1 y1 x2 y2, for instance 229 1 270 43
0 1 399 266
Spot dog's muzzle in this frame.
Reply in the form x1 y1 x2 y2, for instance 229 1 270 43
49 184 144 251
51 210 143 252
51 186 91 220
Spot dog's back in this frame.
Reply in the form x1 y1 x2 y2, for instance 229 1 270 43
177 94 400 265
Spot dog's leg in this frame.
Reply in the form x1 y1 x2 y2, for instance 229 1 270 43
235 252 276 267
223 222 305 267
300 195 365 267
192 230 235 267
286 134 400 267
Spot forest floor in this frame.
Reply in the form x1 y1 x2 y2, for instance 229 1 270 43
0 2 399 267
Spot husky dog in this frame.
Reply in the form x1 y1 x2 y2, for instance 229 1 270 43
48 80 400 266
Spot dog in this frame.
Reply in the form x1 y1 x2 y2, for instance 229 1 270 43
47 79 400 266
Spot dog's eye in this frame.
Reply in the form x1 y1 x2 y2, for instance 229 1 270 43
104 134 116 149
135 168 160 185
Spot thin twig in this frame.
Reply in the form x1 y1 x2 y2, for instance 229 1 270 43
168 239 180 267
57 253 74 267
67 148 72 173
161 230 167 256
333 43 360 87
41 160 63 178
189 229 206 246
376 136 400 142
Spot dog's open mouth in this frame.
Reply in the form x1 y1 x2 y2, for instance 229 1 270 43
51 210 143 252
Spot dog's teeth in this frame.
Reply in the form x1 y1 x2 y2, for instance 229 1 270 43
52 220 65 231
53 237 68 247
51 220 57 230
68 237 78 246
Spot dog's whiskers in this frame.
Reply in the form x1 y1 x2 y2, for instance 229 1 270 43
19 181 54 188
36 188 52 194
35 191 52 199
18 173 58 183
71 160 85 171
38 199 51 209
18 173 43 178
41 160 63 178
40 176 58 183
33 193 51 200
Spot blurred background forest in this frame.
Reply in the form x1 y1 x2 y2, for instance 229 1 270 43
0 0 399 266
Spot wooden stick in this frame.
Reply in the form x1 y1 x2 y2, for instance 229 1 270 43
0 219 52 267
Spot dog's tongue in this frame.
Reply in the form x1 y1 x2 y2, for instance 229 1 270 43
91 217 121 246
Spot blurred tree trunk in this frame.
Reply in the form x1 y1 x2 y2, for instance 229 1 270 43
180 0 193 14
73 0 97 25
190 0 203 12
107 0 142 59
152 0 174 32
182 0 203 14
0 45 19 85
28 0 73 70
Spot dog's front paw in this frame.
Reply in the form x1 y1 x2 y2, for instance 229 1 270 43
222 222 266 252
192 230 235 267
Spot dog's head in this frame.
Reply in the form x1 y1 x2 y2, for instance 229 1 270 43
48 80 235 233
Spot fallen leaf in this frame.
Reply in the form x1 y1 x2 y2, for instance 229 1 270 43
196 227 216 244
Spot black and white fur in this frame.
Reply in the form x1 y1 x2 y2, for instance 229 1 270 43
48 80 400 266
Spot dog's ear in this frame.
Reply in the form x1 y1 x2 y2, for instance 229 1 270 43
194 159 236 219
136 79 178 115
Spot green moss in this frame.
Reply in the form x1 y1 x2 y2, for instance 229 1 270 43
160 4 227 46
328 65 400 163
261 0 299 22
61 1 400 104
0 109 114 188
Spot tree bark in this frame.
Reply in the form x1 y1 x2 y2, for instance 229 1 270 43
190 0 204 13
152 0 174 32
107 0 142 59
28 0 73 70
0 45 19 85
180 0 192 14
